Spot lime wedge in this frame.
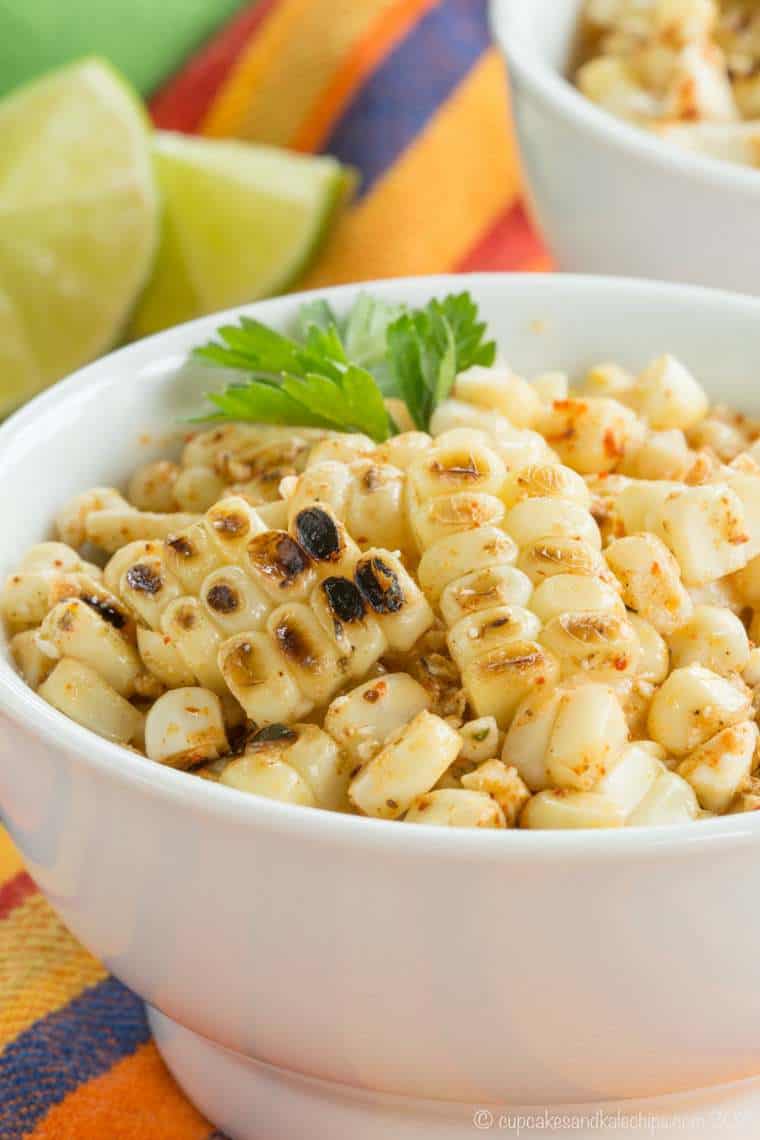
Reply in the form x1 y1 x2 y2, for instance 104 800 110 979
0 58 158 417
130 132 355 340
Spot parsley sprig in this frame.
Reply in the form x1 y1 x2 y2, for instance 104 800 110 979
193 291 496 441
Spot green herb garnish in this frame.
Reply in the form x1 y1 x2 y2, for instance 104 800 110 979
193 290 496 440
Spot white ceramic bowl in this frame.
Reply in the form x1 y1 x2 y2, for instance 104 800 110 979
492 0 760 294
3 275 760 1123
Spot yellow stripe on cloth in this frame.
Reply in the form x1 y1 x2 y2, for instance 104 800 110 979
27 1042 212 1140
298 48 521 286
202 0 400 144
0 828 23 884
0 892 106 1050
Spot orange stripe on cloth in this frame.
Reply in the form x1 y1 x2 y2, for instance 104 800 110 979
455 199 549 273
27 1041 212 1140
0 827 24 885
291 0 440 153
297 48 521 287
0 892 106 1049
201 0 399 144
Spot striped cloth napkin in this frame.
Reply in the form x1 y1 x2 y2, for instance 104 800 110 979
0 1 547 1134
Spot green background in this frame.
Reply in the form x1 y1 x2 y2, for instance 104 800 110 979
0 0 247 98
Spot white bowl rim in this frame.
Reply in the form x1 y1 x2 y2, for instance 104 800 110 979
490 0 760 196
4 271 760 861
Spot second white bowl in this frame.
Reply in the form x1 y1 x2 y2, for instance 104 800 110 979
492 0 760 294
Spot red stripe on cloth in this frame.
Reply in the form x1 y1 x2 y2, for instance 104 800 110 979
0 871 36 921
149 0 280 132
455 199 547 272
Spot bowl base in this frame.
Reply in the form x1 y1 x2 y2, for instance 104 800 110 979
148 1006 760 1139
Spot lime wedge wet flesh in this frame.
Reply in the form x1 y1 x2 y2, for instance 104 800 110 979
129 132 355 340
0 58 159 417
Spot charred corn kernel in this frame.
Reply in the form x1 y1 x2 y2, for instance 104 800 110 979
137 628 196 688
181 423 274 470
204 496 267 565
10 630 54 688
530 574 624 623
668 604 749 675
460 759 530 825
532 372 569 402
655 483 750 584
245 530 316 603
621 429 693 481
490 431 557 472
354 548 433 651
220 750 316 807
56 487 131 549
678 720 758 813
428 399 518 440
173 466 226 513
38 658 143 744
665 41 738 122
410 491 505 551
580 362 634 399
517 536 611 584
687 417 746 462
418 527 517 602
627 769 700 827
256 499 289 530
47 571 133 633
521 789 625 829
502 686 563 791
144 687 227 769
0 544 91 629
539 610 640 677
461 639 560 727
538 396 642 474
216 435 312 500
648 664 752 756
284 461 353 524
626 613 670 683
325 672 430 766
310 576 386 681
218 632 311 724
306 433 374 467
237 723 351 810
291 504 359 581
86 509 200 553
458 716 501 764
616 479 682 534
345 461 412 556
266 602 342 707
631 355 709 430
447 605 541 668
605 532 693 634
501 463 591 510
200 566 270 636
348 710 460 819
37 599 142 697
21 542 85 572
405 788 506 828
373 431 432 471
439 565 533 626
118 551 183 629
454 365 542 428
730 553 760 607
164 524 223 594
594 741 664 818
505 497 602 552
161 598 226 695
723 473 760 560
545 683 629 791
127 460 180 512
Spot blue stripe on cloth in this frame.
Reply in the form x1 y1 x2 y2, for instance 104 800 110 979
0 976 149 1139
322 0 490 197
